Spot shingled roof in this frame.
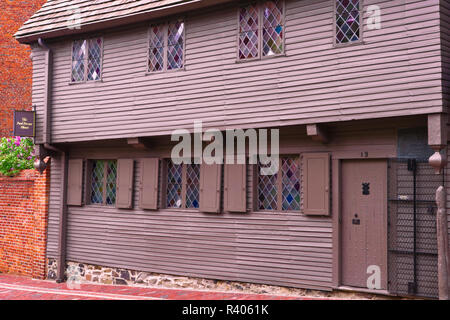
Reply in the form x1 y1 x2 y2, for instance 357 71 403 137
15 0 232 43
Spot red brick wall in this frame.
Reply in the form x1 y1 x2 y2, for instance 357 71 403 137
0 161 50 279
0 0 47 136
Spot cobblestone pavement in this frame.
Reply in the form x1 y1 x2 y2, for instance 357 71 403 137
0 274 340 300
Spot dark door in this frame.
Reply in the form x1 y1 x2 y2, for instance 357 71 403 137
341 159 388 289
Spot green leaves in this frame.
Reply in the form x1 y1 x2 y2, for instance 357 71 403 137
0 136 35 176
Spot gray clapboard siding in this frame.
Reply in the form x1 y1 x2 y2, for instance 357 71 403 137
46 154 62 257
31 47 46 145
30 0 444 144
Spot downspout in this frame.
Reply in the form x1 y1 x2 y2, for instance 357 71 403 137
37 38 68 283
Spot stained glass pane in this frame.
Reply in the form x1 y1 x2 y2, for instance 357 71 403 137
336 0 360 44
186 164 200 209
167 21 184 70
71 40 86 82
90 160 104 204
167 44 183 70
263 0 284 56
149 25 165 72
239 5 259 59
258 162 278 210
87 38 102 81
281 157 300 211
105 160 117 205
166 160 183 208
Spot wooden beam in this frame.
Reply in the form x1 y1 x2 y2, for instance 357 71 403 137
306 124 329 143
56 152 68 282
127 138 152 150
428 113 447 148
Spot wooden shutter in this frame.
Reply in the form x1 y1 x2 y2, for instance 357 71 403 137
67 159 83 206
139 158 159 210
199 163 222 213
116 159 134 209
224 164 246 212
303 153 330 215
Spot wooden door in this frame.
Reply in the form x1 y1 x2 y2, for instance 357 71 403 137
341 160 388 289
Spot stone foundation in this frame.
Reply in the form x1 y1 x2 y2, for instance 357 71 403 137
46 259 398 299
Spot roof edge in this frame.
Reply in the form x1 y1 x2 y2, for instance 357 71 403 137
15 0 235 44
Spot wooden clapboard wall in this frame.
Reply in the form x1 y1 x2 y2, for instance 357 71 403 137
45 122 406 291
31 0 444 145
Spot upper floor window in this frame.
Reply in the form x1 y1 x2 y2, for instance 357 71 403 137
166 160 200 209
257 156 300 211
71 38 103 82
335 0 361 44
238 0 285 60
148 20 185 72
90 160 117 206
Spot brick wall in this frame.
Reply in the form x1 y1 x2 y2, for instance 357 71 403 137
0 0 47 136
0 161 50 279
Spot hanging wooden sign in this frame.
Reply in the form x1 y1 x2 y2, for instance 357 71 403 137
13 110 35 137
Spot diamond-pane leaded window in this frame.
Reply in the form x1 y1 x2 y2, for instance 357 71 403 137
258 156 300 211
149 25 165 72
90 160 117 206
71 38 103 82
262 0 284 56
87 38 102 80
166 161 183 208
238 1 285 60
105 160 117 205
239 4 259 60
165 160 200 209
281 157 300 210
148 20 184 73
71 40 86 82
90 160 104 204
186 164 200 209
258 162 278 210
335 0 361 44
168 20 184 70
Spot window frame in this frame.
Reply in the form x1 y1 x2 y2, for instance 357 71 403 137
236 0 286 62
87 159 117 207
164 159 200 210
256 155 301 213
70 36 104 84
147 18 186 74
333 0 364 47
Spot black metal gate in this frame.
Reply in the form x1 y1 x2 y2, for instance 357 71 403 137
387 158 443 299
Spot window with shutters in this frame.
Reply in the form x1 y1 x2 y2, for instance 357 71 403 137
148 20 185 73
238 0 285 61
165 159 200 209
335 0 362 45
89 160 117 206
71 38 103 82
257 156 300 211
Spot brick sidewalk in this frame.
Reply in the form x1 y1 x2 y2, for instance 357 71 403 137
0 274 329 300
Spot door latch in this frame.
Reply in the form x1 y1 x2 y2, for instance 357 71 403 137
352 213 360 225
